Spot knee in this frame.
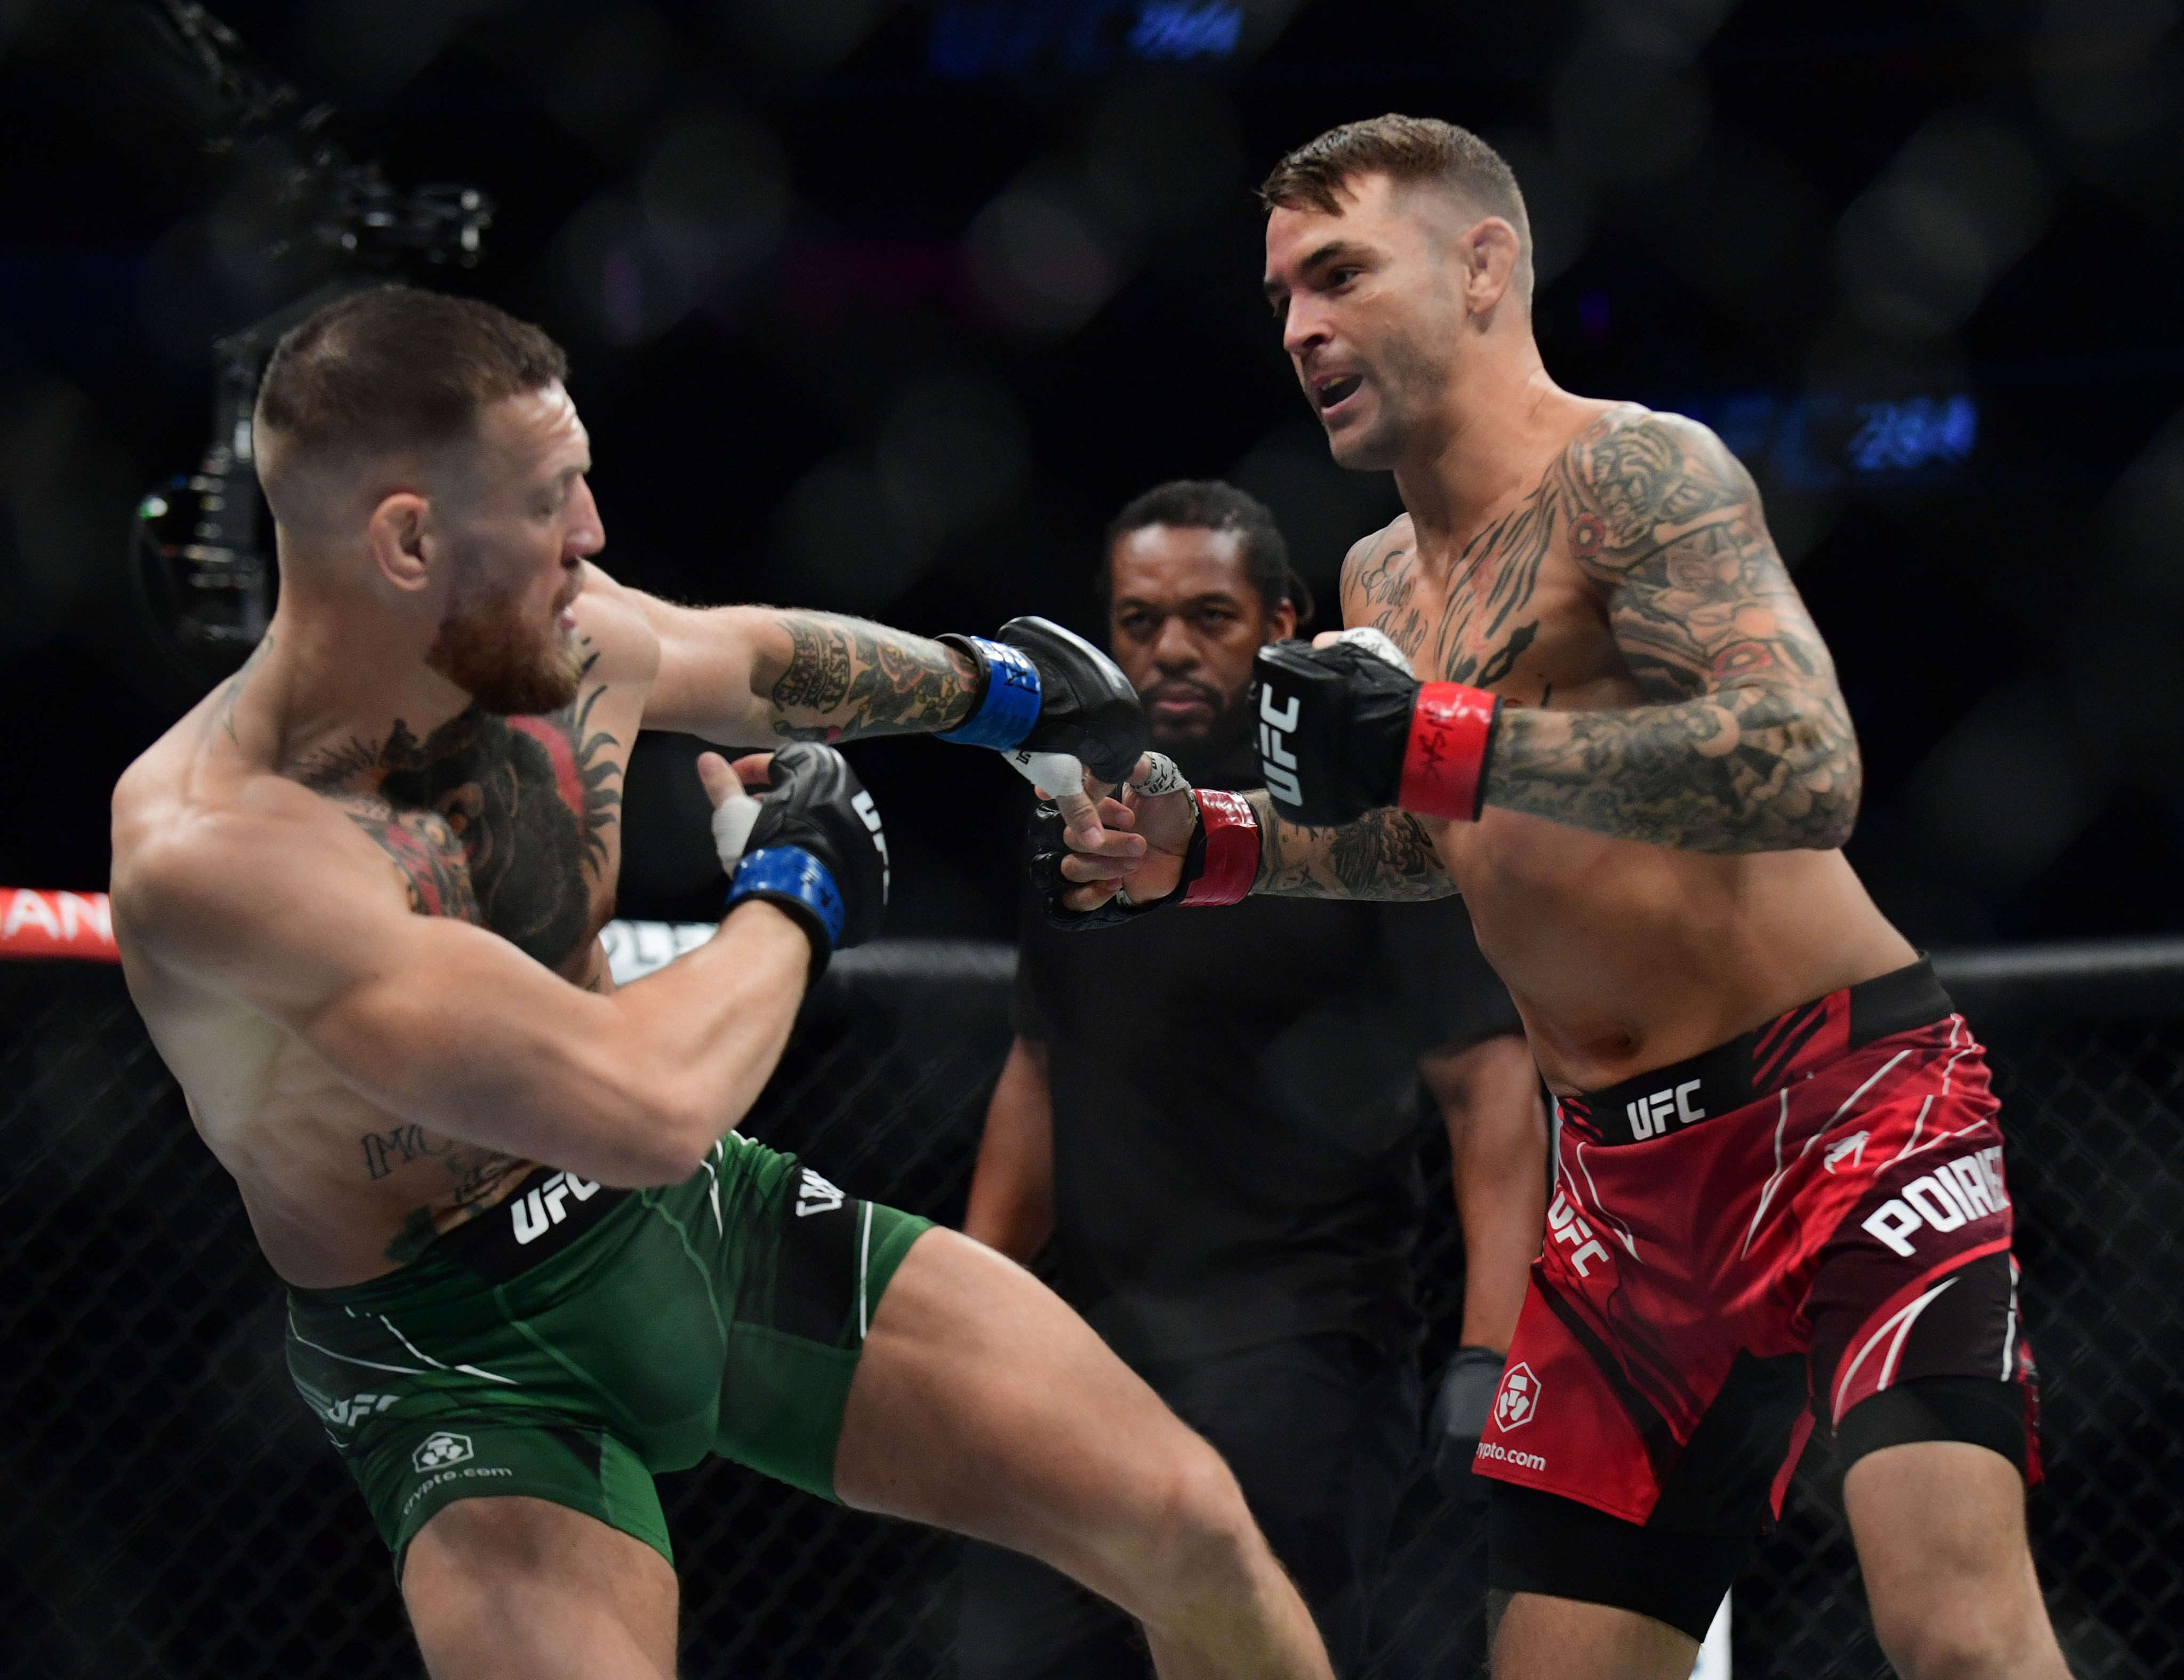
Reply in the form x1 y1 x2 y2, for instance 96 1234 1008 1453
1131 1439 1261 1603
1871 1593 2042 1680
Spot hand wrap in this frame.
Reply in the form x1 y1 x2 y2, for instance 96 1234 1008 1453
1029 786 1259 931
941 616 1150 787
723 743 889 979
1252 638 1502 827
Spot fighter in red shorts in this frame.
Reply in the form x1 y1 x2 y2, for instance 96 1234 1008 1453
1043 115 2067 1678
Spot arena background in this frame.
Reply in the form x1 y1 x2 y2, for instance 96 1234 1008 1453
2 1 2182 1677
5 0 2184 940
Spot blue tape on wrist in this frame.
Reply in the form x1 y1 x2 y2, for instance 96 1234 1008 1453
936 637 1041 752
727 847 846 948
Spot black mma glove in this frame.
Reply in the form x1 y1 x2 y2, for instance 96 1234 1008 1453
939 616 1150 786
1026 782 1261 931
1426 1345 1509 1502
1252 632 1503 828
723 743 889 979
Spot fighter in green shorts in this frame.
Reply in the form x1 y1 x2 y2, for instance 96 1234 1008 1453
114 288 1332 1680
286 1134 930 1568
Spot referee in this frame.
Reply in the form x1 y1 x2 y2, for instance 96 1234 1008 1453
959 481 1548 1678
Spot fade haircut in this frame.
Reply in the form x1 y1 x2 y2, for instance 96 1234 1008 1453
1259 114 1535 306
255 285 569 468
1098 480 1315 631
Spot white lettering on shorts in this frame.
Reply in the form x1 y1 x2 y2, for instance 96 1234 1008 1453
1545 1189 1611 1278
1626 1078 1707 1140
318 1392 401 1429
400 1463 515 1519
511 1171 603 1244
1859 1145 2010 1257
1474 1439 1548 1472
796 1168 846 1218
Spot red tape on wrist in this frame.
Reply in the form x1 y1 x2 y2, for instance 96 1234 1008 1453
1399 684 1500 822
1179 789 1258 907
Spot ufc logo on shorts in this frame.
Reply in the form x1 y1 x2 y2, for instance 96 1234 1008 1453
1626 1078 1706 1140
1860 1146 2011 1257
1545 1189 1611 1277
1257 689 1303 807
796 1169 846 1218
852 790 890 896
511 1171 601 1244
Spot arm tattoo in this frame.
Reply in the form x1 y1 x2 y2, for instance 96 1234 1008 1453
1484 409 1861 853
1248 791 1457 902
767 615 978 742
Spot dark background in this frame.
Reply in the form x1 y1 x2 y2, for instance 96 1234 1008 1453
5 0 2183 943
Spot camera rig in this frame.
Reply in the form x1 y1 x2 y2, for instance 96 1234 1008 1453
119 2 494 678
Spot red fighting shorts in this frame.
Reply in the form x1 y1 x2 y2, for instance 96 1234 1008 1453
1475 959 2039 1534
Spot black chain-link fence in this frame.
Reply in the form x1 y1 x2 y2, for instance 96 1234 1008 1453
3 938 2179 1678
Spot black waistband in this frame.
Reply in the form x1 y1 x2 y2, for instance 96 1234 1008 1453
430 1166 631 1284
1558 959 1953 1148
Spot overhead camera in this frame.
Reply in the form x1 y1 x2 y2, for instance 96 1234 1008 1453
117 2 494 682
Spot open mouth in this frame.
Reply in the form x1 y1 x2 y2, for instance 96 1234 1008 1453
1314 373 1363 412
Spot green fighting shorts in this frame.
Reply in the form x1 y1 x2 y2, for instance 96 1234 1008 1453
284 1132 932 1571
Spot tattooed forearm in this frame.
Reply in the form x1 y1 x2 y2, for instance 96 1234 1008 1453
767 615 979 742
1488 689 1857 851
1249 792 1457 901
1481 409 1860 852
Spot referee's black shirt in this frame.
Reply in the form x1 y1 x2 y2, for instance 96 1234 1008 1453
1011 781 1516 1369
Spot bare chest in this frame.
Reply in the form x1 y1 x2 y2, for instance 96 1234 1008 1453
1348 500 1631 711
315 688 628 978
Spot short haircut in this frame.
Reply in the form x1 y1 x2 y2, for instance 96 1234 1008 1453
1098 480 1314 630
1259 114 1534 304
255 285 569 463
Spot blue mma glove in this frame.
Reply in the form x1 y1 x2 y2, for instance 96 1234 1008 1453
724 743 889 979
940 616 1150 787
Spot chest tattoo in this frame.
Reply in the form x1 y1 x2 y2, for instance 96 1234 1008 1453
1351 475 1573 690
295 665 623 970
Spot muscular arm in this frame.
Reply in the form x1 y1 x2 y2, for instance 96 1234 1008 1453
119 795 813 1188
590 568 981 746
962 1037 1055 1264
1483 409 1860 852
1060 784 1454 906
1248 791 1458 901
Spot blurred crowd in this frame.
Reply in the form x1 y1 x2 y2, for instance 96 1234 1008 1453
2 0 2181 943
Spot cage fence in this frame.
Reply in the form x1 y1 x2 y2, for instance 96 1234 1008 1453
1 933 2178 1679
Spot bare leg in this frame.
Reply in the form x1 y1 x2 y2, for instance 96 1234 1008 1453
403 1496 678 1680
1422 1035 1547 1353
1489 1591 1696 1680
833 1227 1334 1680
1846 1441 2068 1679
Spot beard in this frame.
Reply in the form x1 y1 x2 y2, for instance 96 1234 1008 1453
426 580 584 716
1147 681 1259 790
1327 324 1456 471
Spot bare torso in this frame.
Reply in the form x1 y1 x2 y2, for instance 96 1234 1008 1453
1345 398 1915 1094
114 601 647 1289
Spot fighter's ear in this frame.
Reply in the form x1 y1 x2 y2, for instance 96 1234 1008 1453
364 493 432 593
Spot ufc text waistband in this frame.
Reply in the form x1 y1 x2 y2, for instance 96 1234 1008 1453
1558 959 1953 1148
432 1166 631 1284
